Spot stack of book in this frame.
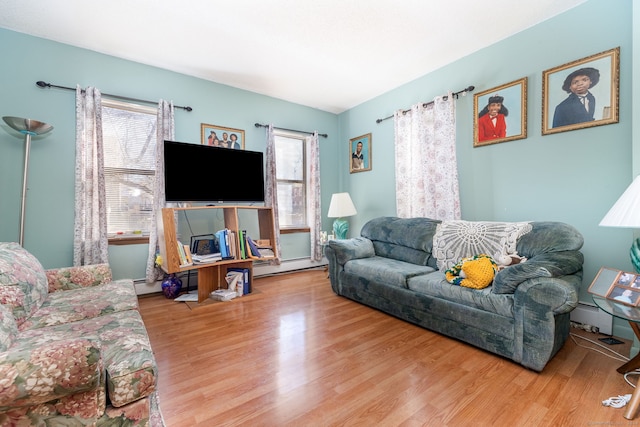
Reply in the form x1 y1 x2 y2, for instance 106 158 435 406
176 241 193 267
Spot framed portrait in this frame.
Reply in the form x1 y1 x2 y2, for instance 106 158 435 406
590 267 640 307
349 133 372 173
542 47 619 135
473 77 527 148
200 123 245 149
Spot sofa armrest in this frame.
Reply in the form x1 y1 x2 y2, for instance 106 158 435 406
45 263 113 293
0 337 102 410
513 274 581 316
328 237 375 265
493 250 584 294
326 237 374 295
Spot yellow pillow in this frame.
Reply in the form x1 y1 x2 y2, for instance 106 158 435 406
445 254 497 289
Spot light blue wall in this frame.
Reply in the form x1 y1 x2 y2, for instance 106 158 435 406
0 27 340 277
1 0 637 336
339 0 635 337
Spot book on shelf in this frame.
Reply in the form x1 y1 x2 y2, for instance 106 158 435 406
239 230 247 259
182 244 193 265
245 236 262 258
215 229 230 258
176 241 192 267
192 252 222 264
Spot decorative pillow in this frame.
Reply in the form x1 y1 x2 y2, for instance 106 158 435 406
0 303 17 351
0 242 48 327
445 254 497 289
433 220 533 271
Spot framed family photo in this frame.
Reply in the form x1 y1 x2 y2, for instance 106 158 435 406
200 123 245 149
349 133 371 173
473 77 527 148
542 47 619 135
589 267 640 307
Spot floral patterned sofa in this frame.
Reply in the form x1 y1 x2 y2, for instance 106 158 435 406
0 242 163 426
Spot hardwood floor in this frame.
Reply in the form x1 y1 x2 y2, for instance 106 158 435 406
138 269 639 426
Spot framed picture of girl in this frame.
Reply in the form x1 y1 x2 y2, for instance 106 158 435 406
473 77 527 147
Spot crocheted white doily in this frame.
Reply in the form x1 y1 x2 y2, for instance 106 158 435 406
433 220 532 271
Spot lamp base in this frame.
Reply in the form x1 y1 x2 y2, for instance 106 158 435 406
332 218 349 240
631 237 640 273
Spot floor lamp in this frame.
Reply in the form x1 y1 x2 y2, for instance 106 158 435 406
2 116 53 246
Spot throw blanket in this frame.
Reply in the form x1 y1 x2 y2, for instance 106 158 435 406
433 220 532 270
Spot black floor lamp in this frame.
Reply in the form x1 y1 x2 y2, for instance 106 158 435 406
2 116 53 246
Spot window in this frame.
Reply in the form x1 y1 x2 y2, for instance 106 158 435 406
102 99 157 242
274 131 309 231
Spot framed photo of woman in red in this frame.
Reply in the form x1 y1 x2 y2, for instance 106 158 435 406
473 77 527 148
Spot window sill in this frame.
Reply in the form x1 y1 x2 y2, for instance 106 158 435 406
280 227 310 234
108 235 150 245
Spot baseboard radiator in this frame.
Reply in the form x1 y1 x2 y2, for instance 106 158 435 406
570 302 612 335
134 258 328 295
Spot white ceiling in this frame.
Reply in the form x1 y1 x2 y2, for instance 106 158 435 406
0 0 587 114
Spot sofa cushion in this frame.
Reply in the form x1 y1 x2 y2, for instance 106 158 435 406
0 243 48 327
407 271 514 318
344 256 435 288
361 217 440 266
515 221 584 257
19 310 157 408
0 303 17 352
19 279 139 331
432 220 533 270
46 263 113 293
0 337 103 412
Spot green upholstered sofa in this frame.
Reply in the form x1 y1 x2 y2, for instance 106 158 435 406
325 217 584 372
0 242 163 426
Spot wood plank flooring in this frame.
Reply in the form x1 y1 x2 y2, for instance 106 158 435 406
138 268 639 426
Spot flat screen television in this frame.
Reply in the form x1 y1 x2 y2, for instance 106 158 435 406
163 140 265 203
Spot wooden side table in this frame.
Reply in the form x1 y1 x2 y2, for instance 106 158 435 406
592 296 640 419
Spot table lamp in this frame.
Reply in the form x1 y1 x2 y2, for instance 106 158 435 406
2 116 53 246
600 176 640 272
327 192 357 239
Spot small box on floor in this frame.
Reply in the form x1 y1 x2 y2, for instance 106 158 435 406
210 289 237 301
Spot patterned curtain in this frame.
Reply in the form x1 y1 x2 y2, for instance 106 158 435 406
146 100 175 283
74 86 108 266
264 125 282 264
307 132 322 261
394 95 460 220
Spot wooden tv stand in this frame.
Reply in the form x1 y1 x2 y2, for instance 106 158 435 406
157 205 278 303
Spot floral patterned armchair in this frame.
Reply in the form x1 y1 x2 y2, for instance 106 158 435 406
0 242 163 426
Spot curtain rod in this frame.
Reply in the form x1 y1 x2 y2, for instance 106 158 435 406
375 85 475 124
254 123 328 138
35 81 193 112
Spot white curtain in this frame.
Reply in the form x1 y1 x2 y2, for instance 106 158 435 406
74 86 108 266
394 95 461 220
307 132 322 261
146 100 175 283
264 125 282 264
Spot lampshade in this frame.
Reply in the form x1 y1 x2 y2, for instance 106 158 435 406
327 192 357 218
600 176 640 272
327 192 357 240
600 176 640 227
